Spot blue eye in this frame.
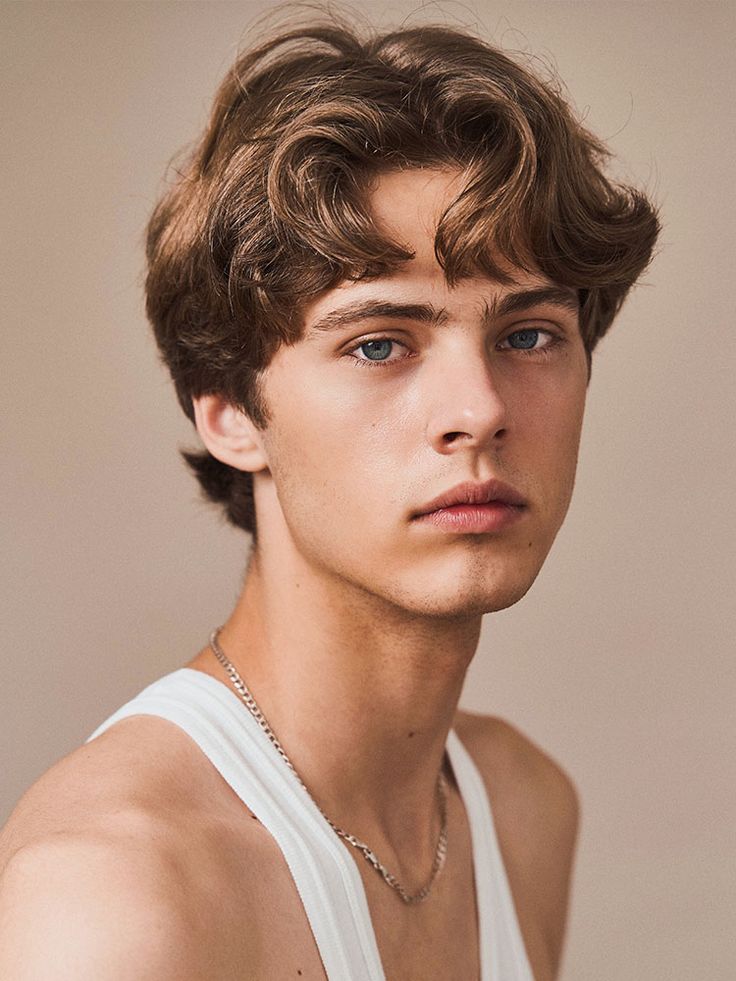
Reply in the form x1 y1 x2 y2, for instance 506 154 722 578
507 329 541 349
500 328 562 355
348 337 405 368
358 339 393 362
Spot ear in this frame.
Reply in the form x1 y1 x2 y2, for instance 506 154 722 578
192 393 269 473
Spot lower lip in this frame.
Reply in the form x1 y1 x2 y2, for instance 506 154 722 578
412 502 526 533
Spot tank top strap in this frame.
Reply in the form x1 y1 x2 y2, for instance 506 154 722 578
445 728 536 981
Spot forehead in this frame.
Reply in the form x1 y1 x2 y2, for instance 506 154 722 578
369 167 467 249
300 167 577 333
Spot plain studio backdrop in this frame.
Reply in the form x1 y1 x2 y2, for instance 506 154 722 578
2 2 734 978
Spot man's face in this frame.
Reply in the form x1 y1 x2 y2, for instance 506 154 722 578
254 168 589 616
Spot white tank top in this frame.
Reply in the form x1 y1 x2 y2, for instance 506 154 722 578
84 667 535 981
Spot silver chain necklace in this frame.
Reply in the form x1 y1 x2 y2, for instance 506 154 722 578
208 627 449 904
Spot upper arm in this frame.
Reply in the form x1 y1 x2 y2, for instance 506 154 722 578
515 738 580 975
460 713 581 979
0 837 197 980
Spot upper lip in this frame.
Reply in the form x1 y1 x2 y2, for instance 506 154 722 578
412 479 528 517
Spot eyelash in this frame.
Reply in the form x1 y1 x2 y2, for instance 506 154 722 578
346 329 562 369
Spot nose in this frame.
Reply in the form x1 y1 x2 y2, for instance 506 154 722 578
425 344 508 454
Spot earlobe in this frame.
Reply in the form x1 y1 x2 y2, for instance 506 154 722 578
192 394 269 473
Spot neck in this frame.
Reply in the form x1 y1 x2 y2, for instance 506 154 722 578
201 542 483 876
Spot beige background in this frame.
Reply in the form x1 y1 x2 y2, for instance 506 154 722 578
2 2 734 978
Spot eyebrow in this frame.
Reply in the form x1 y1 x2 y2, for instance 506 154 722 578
307 286 580 337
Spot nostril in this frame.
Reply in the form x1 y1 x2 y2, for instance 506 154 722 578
441 426 506 445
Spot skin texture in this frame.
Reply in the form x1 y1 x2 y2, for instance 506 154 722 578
189 167 589 877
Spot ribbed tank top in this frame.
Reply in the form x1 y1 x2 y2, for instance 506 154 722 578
84 668 535 981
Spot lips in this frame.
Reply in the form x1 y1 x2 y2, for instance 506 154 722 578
412 478 527 518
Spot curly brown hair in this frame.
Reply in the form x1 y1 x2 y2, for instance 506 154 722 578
145 18 660 541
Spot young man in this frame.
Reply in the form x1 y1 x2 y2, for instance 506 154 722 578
0 19 658 981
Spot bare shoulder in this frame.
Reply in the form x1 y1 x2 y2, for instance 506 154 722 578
0 828 206 979
0 716 261 979
453 708 581 814
0 712 243 871
453 709 580 979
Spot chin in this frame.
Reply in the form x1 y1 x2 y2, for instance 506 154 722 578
380 567 542 620
452 579 538 617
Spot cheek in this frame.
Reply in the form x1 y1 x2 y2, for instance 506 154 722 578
540 394 586 509
261 381 403 534
513 374 586 499
279 359 409 476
